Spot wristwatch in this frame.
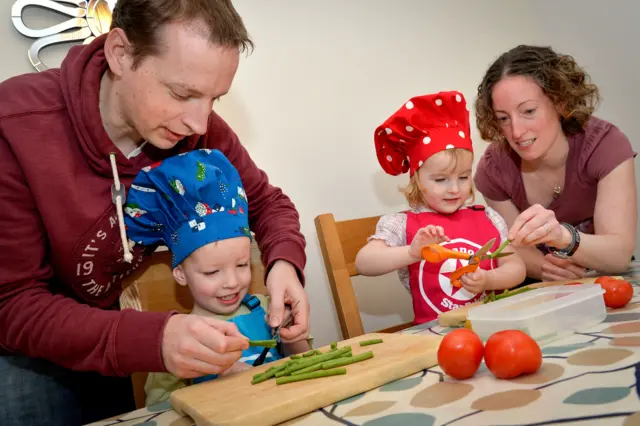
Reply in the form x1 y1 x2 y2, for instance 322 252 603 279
549 223 580 259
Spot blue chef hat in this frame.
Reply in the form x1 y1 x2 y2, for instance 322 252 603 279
124 149 251 268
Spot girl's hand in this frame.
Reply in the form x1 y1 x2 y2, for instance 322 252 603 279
409 225 450 259
460 268 490 294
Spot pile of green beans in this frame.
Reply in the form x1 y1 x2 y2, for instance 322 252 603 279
251 338 383 385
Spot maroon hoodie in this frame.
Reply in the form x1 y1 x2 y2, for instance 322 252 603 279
0 35 306 376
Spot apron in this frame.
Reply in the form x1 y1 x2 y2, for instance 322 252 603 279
192 294 282 384
406 205 501 324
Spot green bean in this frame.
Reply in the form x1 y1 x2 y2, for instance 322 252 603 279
276 368 346 385
291 363 323 376
302 350 317 357
290 354 302 359
252 369 278 384
251 361 290 383
322 351 373 369
284 347 350 374
359 339 383 347
251 374 269 385
491 239 511 258
249 339 277 348
330 342 338 350
495 286 534 301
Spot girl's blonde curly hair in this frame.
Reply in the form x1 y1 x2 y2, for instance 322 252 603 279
475 45 600 143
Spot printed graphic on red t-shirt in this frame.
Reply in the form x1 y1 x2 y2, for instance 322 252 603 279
416 238 495 314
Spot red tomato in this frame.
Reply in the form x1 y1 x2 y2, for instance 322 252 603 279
484 330 542 380
595 276 617 285
565 281 583 286
596 277 633 309
437 328 484 380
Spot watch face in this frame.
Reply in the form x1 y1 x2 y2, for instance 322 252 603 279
551 250 570 259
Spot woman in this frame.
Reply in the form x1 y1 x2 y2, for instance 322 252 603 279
473 45 637 282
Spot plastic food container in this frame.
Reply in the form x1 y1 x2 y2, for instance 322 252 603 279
467 284 606 344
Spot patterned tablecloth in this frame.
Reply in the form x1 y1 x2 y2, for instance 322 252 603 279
89 263 640 426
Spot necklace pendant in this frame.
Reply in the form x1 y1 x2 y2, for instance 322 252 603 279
553 185 562 199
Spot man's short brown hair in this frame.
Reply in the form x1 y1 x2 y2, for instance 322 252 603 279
110 0 253 68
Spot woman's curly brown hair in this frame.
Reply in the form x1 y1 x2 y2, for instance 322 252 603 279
475 45 600 143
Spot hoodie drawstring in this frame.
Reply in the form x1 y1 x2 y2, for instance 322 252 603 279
109 153 133 263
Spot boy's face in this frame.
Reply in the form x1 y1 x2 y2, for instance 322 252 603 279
173 236 252 315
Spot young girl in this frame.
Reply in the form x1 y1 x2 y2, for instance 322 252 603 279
356 91 526 324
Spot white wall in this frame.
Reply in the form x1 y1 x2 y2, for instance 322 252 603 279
2 0 638 347
214 0 542 345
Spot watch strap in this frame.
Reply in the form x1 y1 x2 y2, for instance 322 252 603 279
551 223 580 258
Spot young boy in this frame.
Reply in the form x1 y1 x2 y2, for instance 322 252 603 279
124 149 310 406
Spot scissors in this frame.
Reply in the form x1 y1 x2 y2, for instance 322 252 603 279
429 238 513 288
252 301 297 366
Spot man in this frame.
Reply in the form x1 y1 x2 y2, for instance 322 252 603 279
0 1 309 424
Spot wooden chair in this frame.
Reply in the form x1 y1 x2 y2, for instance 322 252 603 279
314 213 413 339
120 240 267 409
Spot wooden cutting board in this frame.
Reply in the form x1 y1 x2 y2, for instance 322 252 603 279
438 276 622 327
170 332 442 426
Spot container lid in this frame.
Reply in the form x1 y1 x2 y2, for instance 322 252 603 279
467 284 605 321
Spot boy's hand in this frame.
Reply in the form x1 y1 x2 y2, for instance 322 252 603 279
161 314 250 379
409 225 450 259
460 268 490 294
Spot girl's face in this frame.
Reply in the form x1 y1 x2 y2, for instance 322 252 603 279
416 149 473 214
491 75 564 163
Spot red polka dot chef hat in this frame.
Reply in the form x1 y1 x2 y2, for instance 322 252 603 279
374 91 473 176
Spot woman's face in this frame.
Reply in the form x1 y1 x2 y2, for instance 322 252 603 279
491 75 565 162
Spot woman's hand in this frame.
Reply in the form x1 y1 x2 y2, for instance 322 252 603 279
540 254 586 282
508 204 572 249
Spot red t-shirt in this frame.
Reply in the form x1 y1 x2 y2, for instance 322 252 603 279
474 116 636 234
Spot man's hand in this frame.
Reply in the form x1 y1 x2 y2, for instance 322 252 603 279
265 260 310 343
219 361 253 377
540 254 586 282
161 314 249 378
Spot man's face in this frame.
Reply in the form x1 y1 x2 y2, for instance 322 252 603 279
117 22 240 149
